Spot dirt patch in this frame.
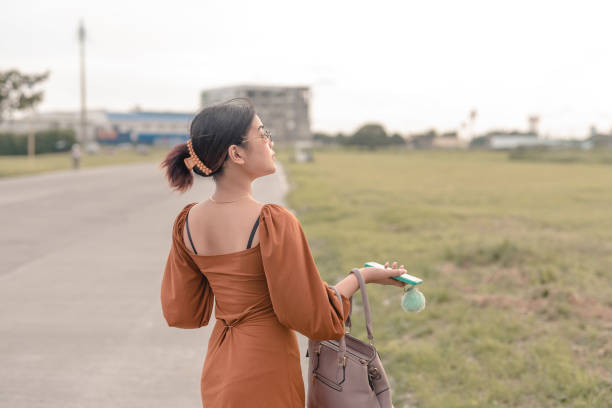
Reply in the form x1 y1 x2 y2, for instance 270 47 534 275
466 291 612 322
567 292 612 321
482 266 530 286
467 293 548 314
439 262 456 275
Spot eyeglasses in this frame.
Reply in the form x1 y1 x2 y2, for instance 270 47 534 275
242 126 272 144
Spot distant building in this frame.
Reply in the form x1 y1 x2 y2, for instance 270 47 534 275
588 126 612 148
488 132 540 149
469 131 595 150
0 110 106 143
103 111 192 146
408 130 437 149
431 132 468 149
201 84 311 144
408 130 468 149
468 131 542 150
0 110 193 147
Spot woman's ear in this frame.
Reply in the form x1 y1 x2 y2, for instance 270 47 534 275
227 144 246 165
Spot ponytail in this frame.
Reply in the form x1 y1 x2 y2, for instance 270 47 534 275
159 142 194 193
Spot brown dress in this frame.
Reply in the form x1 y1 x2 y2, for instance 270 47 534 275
161 202 351 407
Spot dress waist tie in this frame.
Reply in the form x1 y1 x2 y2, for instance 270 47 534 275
216 305 275 345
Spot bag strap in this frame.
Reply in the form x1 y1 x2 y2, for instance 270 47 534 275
311 270 375 370
328 269 375 368
326 285 350 366
345 268 374 344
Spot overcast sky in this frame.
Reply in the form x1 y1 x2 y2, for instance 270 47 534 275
2 0 611 139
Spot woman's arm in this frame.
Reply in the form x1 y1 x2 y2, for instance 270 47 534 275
335 272 362 300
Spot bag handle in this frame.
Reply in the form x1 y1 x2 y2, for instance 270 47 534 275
345 268 374 343
310 269 375 370
323 268 374 370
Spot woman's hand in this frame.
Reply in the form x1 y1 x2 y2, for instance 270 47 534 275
336 261 408 301
359 261 408 288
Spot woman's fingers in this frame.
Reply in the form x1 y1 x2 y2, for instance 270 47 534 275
374 261 408 287
384 261 403 268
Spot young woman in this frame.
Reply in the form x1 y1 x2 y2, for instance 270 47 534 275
159 98 407 407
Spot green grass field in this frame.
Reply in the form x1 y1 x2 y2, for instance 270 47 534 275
279 147 611 407
0 146 170 178
508 147 612 165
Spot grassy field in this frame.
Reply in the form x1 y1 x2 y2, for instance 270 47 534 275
0 146 170 178
508 147 612 165
279 147 611 407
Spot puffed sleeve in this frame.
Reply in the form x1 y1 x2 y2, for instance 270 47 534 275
259 204 351 341
160 204 214 329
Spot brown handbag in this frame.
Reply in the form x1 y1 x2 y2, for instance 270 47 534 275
306 268 393 407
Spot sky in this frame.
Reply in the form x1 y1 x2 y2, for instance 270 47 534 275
2 0 611 139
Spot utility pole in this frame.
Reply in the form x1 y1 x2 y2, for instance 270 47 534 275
469 109 477 141
528 115 540 136
27 114 35 158
78 20 87 145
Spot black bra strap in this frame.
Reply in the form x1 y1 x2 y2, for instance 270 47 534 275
247 217 260 249
185 211 198 254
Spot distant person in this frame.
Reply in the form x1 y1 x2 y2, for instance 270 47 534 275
71 143 81 169
159 97 407 407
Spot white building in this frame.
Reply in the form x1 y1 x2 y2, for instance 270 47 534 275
0 110 193 147
488 132 540 150
0 110 107 143
431 132 469 149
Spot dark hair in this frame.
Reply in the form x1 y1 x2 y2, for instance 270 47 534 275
160 98 256 193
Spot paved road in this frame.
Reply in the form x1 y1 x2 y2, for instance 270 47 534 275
0 161 312 407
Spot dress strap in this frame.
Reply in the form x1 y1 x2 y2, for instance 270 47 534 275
185 211 198 254
246 217 260 249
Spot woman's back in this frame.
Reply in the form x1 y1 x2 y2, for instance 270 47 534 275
182 199 265 256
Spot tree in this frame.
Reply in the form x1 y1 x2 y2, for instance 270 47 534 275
410 129 437 149
390 133 407 145
346 123 392 150
313 132 336 144
0 69 50 122
469 135 490 149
